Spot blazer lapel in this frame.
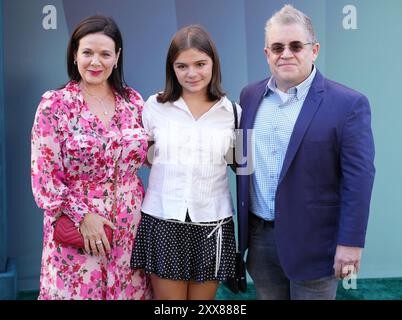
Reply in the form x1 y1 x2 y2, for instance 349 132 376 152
278 71 325 185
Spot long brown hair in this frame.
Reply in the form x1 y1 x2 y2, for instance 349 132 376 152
157 25 225 103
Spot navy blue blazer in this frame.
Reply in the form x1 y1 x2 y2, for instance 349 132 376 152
236 70 375 281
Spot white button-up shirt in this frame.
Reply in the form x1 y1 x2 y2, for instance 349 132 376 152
141 94 241 222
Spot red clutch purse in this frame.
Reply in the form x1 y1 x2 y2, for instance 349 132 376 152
53 214 113 248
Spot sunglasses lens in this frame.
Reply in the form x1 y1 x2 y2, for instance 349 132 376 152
289 41 304 52
271 44 285 54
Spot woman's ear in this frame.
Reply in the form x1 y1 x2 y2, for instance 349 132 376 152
116 48 121 64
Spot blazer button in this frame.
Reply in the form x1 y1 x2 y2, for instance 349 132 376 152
241 201 244 207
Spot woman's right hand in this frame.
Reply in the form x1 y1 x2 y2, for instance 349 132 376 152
79 213 116 256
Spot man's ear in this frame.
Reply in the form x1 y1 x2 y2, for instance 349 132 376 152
312 42 320 62
264 47 270 59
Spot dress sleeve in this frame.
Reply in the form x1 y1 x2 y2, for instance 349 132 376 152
31 91 89 225
124 86 146 128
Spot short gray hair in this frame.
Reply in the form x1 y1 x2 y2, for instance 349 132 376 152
265 4 316 47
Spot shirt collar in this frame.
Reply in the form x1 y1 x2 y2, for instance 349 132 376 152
172 96 232 113
264 65 317 100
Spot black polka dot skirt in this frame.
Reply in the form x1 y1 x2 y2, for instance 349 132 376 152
131 212 236 282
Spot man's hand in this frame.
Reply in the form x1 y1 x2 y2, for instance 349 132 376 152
333 245 362 279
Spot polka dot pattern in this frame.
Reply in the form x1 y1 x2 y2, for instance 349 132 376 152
131 213 236 282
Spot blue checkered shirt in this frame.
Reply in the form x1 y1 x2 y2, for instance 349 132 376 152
249 67 317 221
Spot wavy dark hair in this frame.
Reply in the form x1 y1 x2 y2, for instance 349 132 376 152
66 15 128 101
157 25 225 103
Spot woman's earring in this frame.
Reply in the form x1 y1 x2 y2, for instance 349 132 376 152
74 60 77 65
114 63 118 69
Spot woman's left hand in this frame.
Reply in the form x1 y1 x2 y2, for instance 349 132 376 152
79 213 116 256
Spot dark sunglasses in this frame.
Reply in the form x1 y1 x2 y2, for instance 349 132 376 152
267 41 314 54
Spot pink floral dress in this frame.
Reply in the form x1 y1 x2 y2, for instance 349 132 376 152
31 81 152 300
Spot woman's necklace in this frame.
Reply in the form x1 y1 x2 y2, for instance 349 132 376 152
81 84 112 116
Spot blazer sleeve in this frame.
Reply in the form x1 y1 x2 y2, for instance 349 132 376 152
338 94 375 247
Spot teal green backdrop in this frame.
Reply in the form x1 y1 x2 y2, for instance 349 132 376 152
0 0 400 291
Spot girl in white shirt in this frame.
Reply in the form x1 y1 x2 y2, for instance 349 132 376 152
131 25 240 300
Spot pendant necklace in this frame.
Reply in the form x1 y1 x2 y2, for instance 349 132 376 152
81 85 112 116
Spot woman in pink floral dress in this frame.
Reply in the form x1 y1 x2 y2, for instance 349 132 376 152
31 15 152 300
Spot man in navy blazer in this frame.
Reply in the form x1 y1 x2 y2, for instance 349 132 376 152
236 5 375 299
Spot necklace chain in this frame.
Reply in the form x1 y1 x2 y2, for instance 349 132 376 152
81 84 113 116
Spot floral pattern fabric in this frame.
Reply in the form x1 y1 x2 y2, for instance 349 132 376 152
31 81 152 300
